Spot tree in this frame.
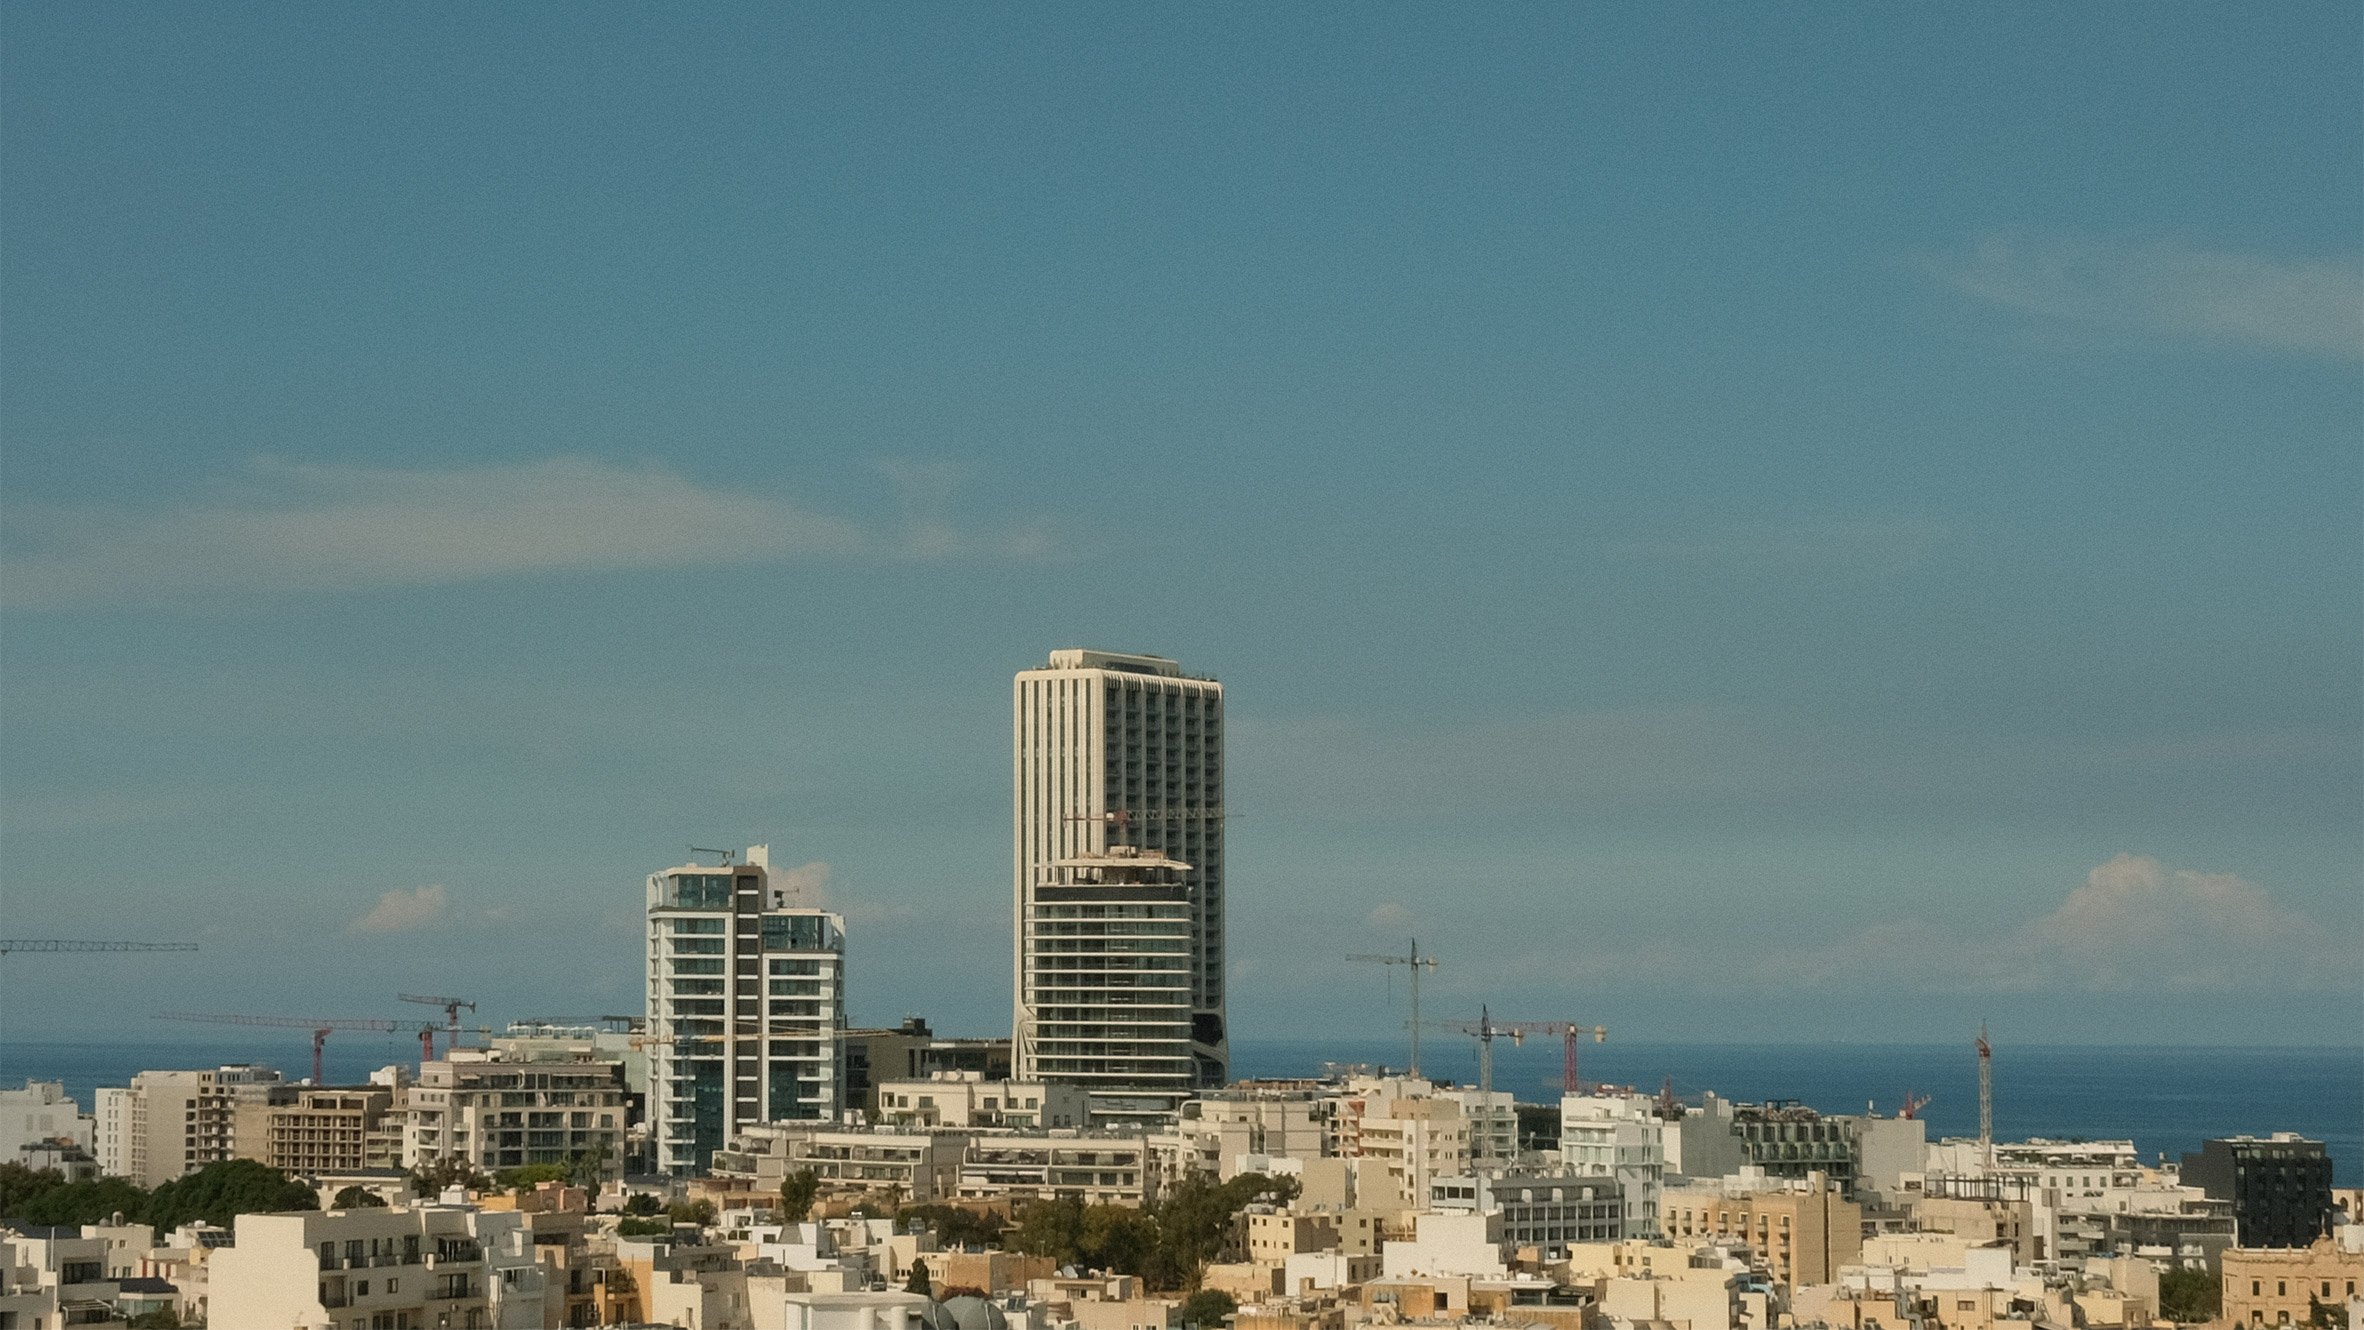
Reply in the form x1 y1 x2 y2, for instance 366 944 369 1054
1009 1195 1087 1265
145 1159 316 1230
493 1162 571 1193
669 1198 717 1227
1080 1204 1159 1276
617 1216 672 1238
1181 1290 1237 1328
780 1168 823 1224
330 1184 388 1209
0 1163 149 1228
409 1155 485 1197
898 1203 1006 1250
565 1149 607 1189
907 1257 933 1296
2159 1267 2221 1325
622 1191 667 1217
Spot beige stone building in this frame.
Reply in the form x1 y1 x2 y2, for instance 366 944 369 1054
711 1123 974 1205
1660 1180 1863 1287
404 1048 628 1177
232 1085 395 1177
875 1072 1087 1130
209 1205 552 1329
2220 1236 2364 1327
958 1132 1152 1206
97 1065 284 1188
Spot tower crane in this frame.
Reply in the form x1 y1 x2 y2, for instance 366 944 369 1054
398 994 477 1056
157 1012 406 1083
1975 1023 1994 1169
0 940 198 955
1346 940 1439 1078
1431 1010 1608 1097
1899 1090 1932 1120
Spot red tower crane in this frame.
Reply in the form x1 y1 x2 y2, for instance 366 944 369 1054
398 994 477 1057
159 1012 408 1083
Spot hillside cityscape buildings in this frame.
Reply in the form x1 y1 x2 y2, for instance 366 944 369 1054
1 649 2356 1330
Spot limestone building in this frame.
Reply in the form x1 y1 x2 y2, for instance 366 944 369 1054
1014 650 1226 1116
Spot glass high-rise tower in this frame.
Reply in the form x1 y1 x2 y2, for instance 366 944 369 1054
1013 649 1226 1121
646 845 844 1175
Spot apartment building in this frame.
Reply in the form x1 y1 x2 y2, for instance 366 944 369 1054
874 1072 1088 1130
648 844 847 1175
1 1080 93 1164
1660 1178 1864 1287
710 1123 972 1204
232 1085 395 1178
1429 1170 1625 1258
958 1132 1153 1206
209 1206 549 1330
2219 1236 2364 1327
1015 650 1228 1114
97 1065 283 1188
2185 1136 2337 1249
1560 1092 1667 1238
1154 1086 1327 1183
404 1049 628 1177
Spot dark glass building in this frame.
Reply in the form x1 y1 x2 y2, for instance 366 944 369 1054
2180 1135 2334 1248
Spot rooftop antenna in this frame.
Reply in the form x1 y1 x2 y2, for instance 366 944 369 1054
689 847 736 867
1346 939 1439 1078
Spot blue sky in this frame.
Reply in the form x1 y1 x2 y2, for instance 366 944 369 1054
3 4 2357 1052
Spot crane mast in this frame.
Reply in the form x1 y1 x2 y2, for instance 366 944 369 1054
1345 939 1439 1077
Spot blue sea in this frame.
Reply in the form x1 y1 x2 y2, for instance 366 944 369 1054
5 1035 2357 1183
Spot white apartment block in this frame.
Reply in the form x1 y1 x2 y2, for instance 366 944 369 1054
403 1050 628 1177
209 1206 548 1330
874 1073 1088 1130
98 1065 283 1189
0 1080 92 1164
1158 1087 1326 1181
647 844 847 1176
0 1226 118 1330
1014 650 1227 1117
958 1132 1154 1207
1561 1092 1668 1238
1435 1087 1519 1169
710 1123 972 1203
1429 1170 1627 1257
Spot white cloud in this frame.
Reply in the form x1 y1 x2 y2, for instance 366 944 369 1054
3 456 1052 608
2018 852 2337 991
1936 234 2362 359
784 861 914 928
772 860 833 900
1792 854 2356 995
349 883 449 935
1366 902 1416 931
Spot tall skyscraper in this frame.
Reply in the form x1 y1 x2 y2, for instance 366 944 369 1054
646 845 845 1176
1014 649 1226 1120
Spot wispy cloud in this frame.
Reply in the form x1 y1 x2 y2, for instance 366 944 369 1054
1935 233 2362 359
788 860 916 929
349 883 449 934
3 456 1052 608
